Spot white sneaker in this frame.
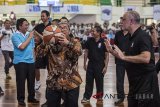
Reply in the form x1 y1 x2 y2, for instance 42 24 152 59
81 98 90 103
35 81 41 91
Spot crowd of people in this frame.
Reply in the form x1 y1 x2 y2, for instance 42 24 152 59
0 10 159 107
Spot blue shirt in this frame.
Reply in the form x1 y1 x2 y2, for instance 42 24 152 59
11 31 35 64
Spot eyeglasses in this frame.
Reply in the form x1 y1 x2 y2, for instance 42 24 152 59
122 18 135 23
121 18 127 21
59 26 68 30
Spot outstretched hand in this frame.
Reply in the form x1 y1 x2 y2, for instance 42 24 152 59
104 39 112 52
112 45 125 60
104 40 125 60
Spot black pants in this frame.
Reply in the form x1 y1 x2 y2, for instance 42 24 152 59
116 64 125 99
14 62 35 102
2 50 13 74
47 87 79 107
128 71 160 107
156 59 160 73
128 99 160 107
83 62 104 99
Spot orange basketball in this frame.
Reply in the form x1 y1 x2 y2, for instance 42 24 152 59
43 25 61 43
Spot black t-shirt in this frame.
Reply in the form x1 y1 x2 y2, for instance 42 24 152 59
34 22 51 46
85 37 107 64
125 27 156 96
34 22 51 69
34 22 51 35
125 27 155 77
114 30 130 64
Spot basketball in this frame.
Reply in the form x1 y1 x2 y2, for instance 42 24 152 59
43 25 61 43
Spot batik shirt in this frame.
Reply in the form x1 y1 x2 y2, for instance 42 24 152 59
36 39 82 90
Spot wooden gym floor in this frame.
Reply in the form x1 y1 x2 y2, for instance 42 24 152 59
0 51 159 107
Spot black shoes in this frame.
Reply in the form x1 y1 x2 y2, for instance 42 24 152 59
18 101 26 106
18 99 39 106
41 102 47 107
28 98 39 104
114 98 124 105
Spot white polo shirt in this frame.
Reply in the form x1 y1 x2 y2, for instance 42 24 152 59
0 28 15 51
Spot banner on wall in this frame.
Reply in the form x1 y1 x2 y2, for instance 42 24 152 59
124 6 136 12
153 5 160 20
52 6 63 13
26 4 41 13
101 6 112 21
52 4 83 14
26 4 83 14
67 4 83 13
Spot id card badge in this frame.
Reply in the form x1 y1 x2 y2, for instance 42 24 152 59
98 43 101 48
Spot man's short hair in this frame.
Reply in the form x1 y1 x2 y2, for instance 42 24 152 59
127 11 140 24
94 26 103 34
52 19 60 23
60 16 69 23
31 20 35 23
16 18 28 30
41 10 50 17
4 19 10 24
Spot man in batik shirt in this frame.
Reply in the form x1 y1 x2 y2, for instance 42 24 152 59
36 22 82 107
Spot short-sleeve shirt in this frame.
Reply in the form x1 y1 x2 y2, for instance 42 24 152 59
0 28 15 51
85 37 107 64
11 31 35 64
125 27 156 97
114 30 130 64
34 22 51 35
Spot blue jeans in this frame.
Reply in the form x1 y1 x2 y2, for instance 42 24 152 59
47 87 79 107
